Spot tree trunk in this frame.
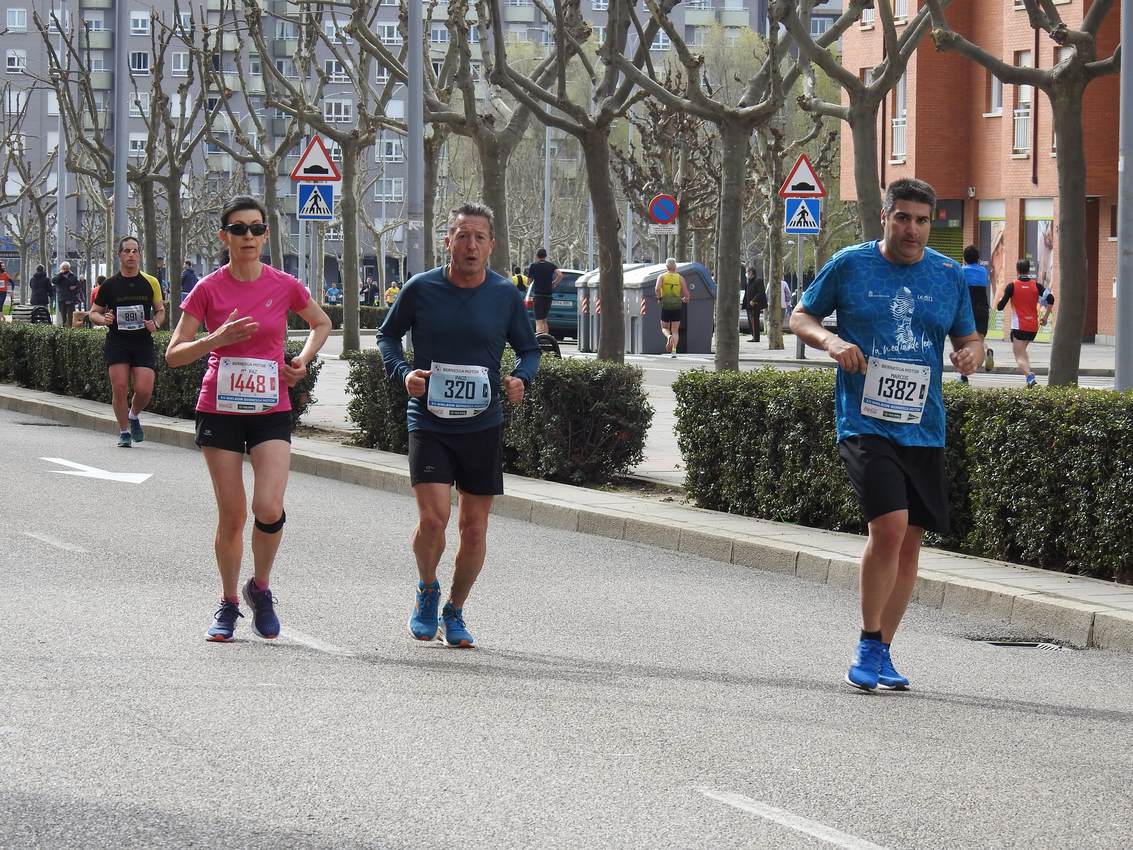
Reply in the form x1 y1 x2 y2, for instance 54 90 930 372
849 100 883 241
140 182 159 275
714 119 750 371
264 169 284 269
766 191 785 349
580 128 624 362
478 135 510 275
340 147 361 353
36 219 49 277
311 223 325 308
18 246 29 305
1048 86 1088 386
424 131 445 271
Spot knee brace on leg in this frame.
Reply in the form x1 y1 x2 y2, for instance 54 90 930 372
254 509 286 534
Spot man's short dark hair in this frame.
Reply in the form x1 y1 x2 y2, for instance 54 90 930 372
882 178 937 216
117 235 141 252
512 266 521 275
535 247 547 259
963 245 980 264
184 259 192 267
220 195 268 228
446 202 494 238
1017 259 1031 275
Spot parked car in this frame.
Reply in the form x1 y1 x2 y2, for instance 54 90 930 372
524 268 585 339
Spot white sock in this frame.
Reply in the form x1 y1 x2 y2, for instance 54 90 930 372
128 412 139 421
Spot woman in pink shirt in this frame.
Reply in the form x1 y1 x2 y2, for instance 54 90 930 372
166 195 332 643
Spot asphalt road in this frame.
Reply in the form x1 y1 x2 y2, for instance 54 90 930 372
3 408 1132 849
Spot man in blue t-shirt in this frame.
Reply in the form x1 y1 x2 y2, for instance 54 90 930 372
791 178 983 692
378 202 540 649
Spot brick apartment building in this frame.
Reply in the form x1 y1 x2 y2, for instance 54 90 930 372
840 1 1121 342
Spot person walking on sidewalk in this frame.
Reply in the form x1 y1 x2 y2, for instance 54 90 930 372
52 262 80 327
165 195 332 643
959 245 994 383
655 258 690 357
0 261 11 315
790 178 982 692
996 259 1052 388
526 247 562 336
378 202 541 649
29 265 52 310
743 263 767 343
88 237 166 448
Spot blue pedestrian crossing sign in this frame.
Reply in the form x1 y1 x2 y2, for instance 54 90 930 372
297 183 334 221
784 197 821 235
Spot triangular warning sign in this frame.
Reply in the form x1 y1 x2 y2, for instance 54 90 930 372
779 153 826 198
290 136 342 182
300 188 331 217
787 201 818 230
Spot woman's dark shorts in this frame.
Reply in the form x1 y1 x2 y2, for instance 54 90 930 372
195 410 292 454
408 425 504 496
838 434 949 533
1011 329 1037 342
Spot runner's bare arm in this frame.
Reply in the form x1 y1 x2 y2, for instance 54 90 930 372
949 332 983 376
165 309 259 368
281 299 333 385
790 305 867 373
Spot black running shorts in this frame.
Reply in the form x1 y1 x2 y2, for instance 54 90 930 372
195 410 292 454
532 295 552 320
660 307 683 323
838 434 949 533
1011 329 1037 342
408 425 504 496
104 335 156 370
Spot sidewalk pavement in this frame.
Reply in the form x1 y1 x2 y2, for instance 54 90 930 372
4 383 1132 654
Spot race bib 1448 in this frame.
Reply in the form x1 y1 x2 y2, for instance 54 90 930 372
216 356 279 413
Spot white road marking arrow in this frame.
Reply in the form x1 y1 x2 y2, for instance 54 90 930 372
40 457 153 484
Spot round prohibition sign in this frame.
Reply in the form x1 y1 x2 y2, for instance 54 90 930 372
648 194 680 225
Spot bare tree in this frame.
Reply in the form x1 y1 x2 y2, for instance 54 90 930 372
778 0 946 239
925 0 1119 385
488 0 676 362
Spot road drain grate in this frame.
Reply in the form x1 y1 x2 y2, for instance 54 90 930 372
984 640 1065 651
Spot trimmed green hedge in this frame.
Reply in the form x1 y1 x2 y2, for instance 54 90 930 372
346 350 653 485
0 322 321 427
673 368 1133 584
290 304 387 330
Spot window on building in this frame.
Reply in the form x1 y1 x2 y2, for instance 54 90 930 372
324 59 349 82
374 177 405 201
591 0 609 10
985 72 1003 115
378 24 401 45
323 98 353 123
891 74 907 160
276 59 298 79
376 65 391 85
6 9 27 32
810 17 830 38
129 92 151 117
1013 50 1032 154
684 25 704 46
378 137 403 163
249 54 262 76
508 0 533 6
6 50 26 74
1111 204 1118 239
277 20 299 40
723 27 741 46
83 11 104 30
591 25 607 43
431 60 443 78
90 54 107 71
1053 46 1073 152
323 18 352 43
860 7 875 26
46 91 59 115
130 51 150 75
685 0 711 9
893 0 908 20
650 32 671 51
130 11 150 35
386 99 405 119
539 30 553 48
722 0 745 10
176 12 191 33
172 51 190 77
509 26 529 42
129 133 148 157
4 89 25 115
327 141 342 162
430 24 450 44
46 6 61 33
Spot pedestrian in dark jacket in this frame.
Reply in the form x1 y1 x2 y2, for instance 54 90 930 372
30 265 52 307
52 262 80 327
743 264 767 343
180 260 198 302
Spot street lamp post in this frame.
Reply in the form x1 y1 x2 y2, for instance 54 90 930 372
1116 0 1133 390
406 0 425 280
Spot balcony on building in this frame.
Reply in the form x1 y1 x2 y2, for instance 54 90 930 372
89 70 112 91
1013 105 1031 155
890 115 906 162
717 0 749 28
80 30 113 51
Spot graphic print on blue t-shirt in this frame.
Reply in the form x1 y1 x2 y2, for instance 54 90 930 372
801 241 976 448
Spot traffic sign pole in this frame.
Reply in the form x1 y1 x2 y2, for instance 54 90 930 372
795 237 806 360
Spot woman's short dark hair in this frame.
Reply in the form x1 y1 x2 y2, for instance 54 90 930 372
220 195 268 228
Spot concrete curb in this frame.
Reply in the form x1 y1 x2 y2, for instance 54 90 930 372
4 385 1132 654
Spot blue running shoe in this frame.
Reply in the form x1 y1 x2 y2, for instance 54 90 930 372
845 638 884 691
878 645 910 690
117 431 132 448
440 601 476 648
128 417 144 443
408 580 441 641
206 600 243 642
242 578 280 639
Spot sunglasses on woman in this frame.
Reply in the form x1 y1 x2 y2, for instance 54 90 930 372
222 222 268 236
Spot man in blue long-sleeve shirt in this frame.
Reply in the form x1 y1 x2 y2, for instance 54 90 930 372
377 202 540 649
